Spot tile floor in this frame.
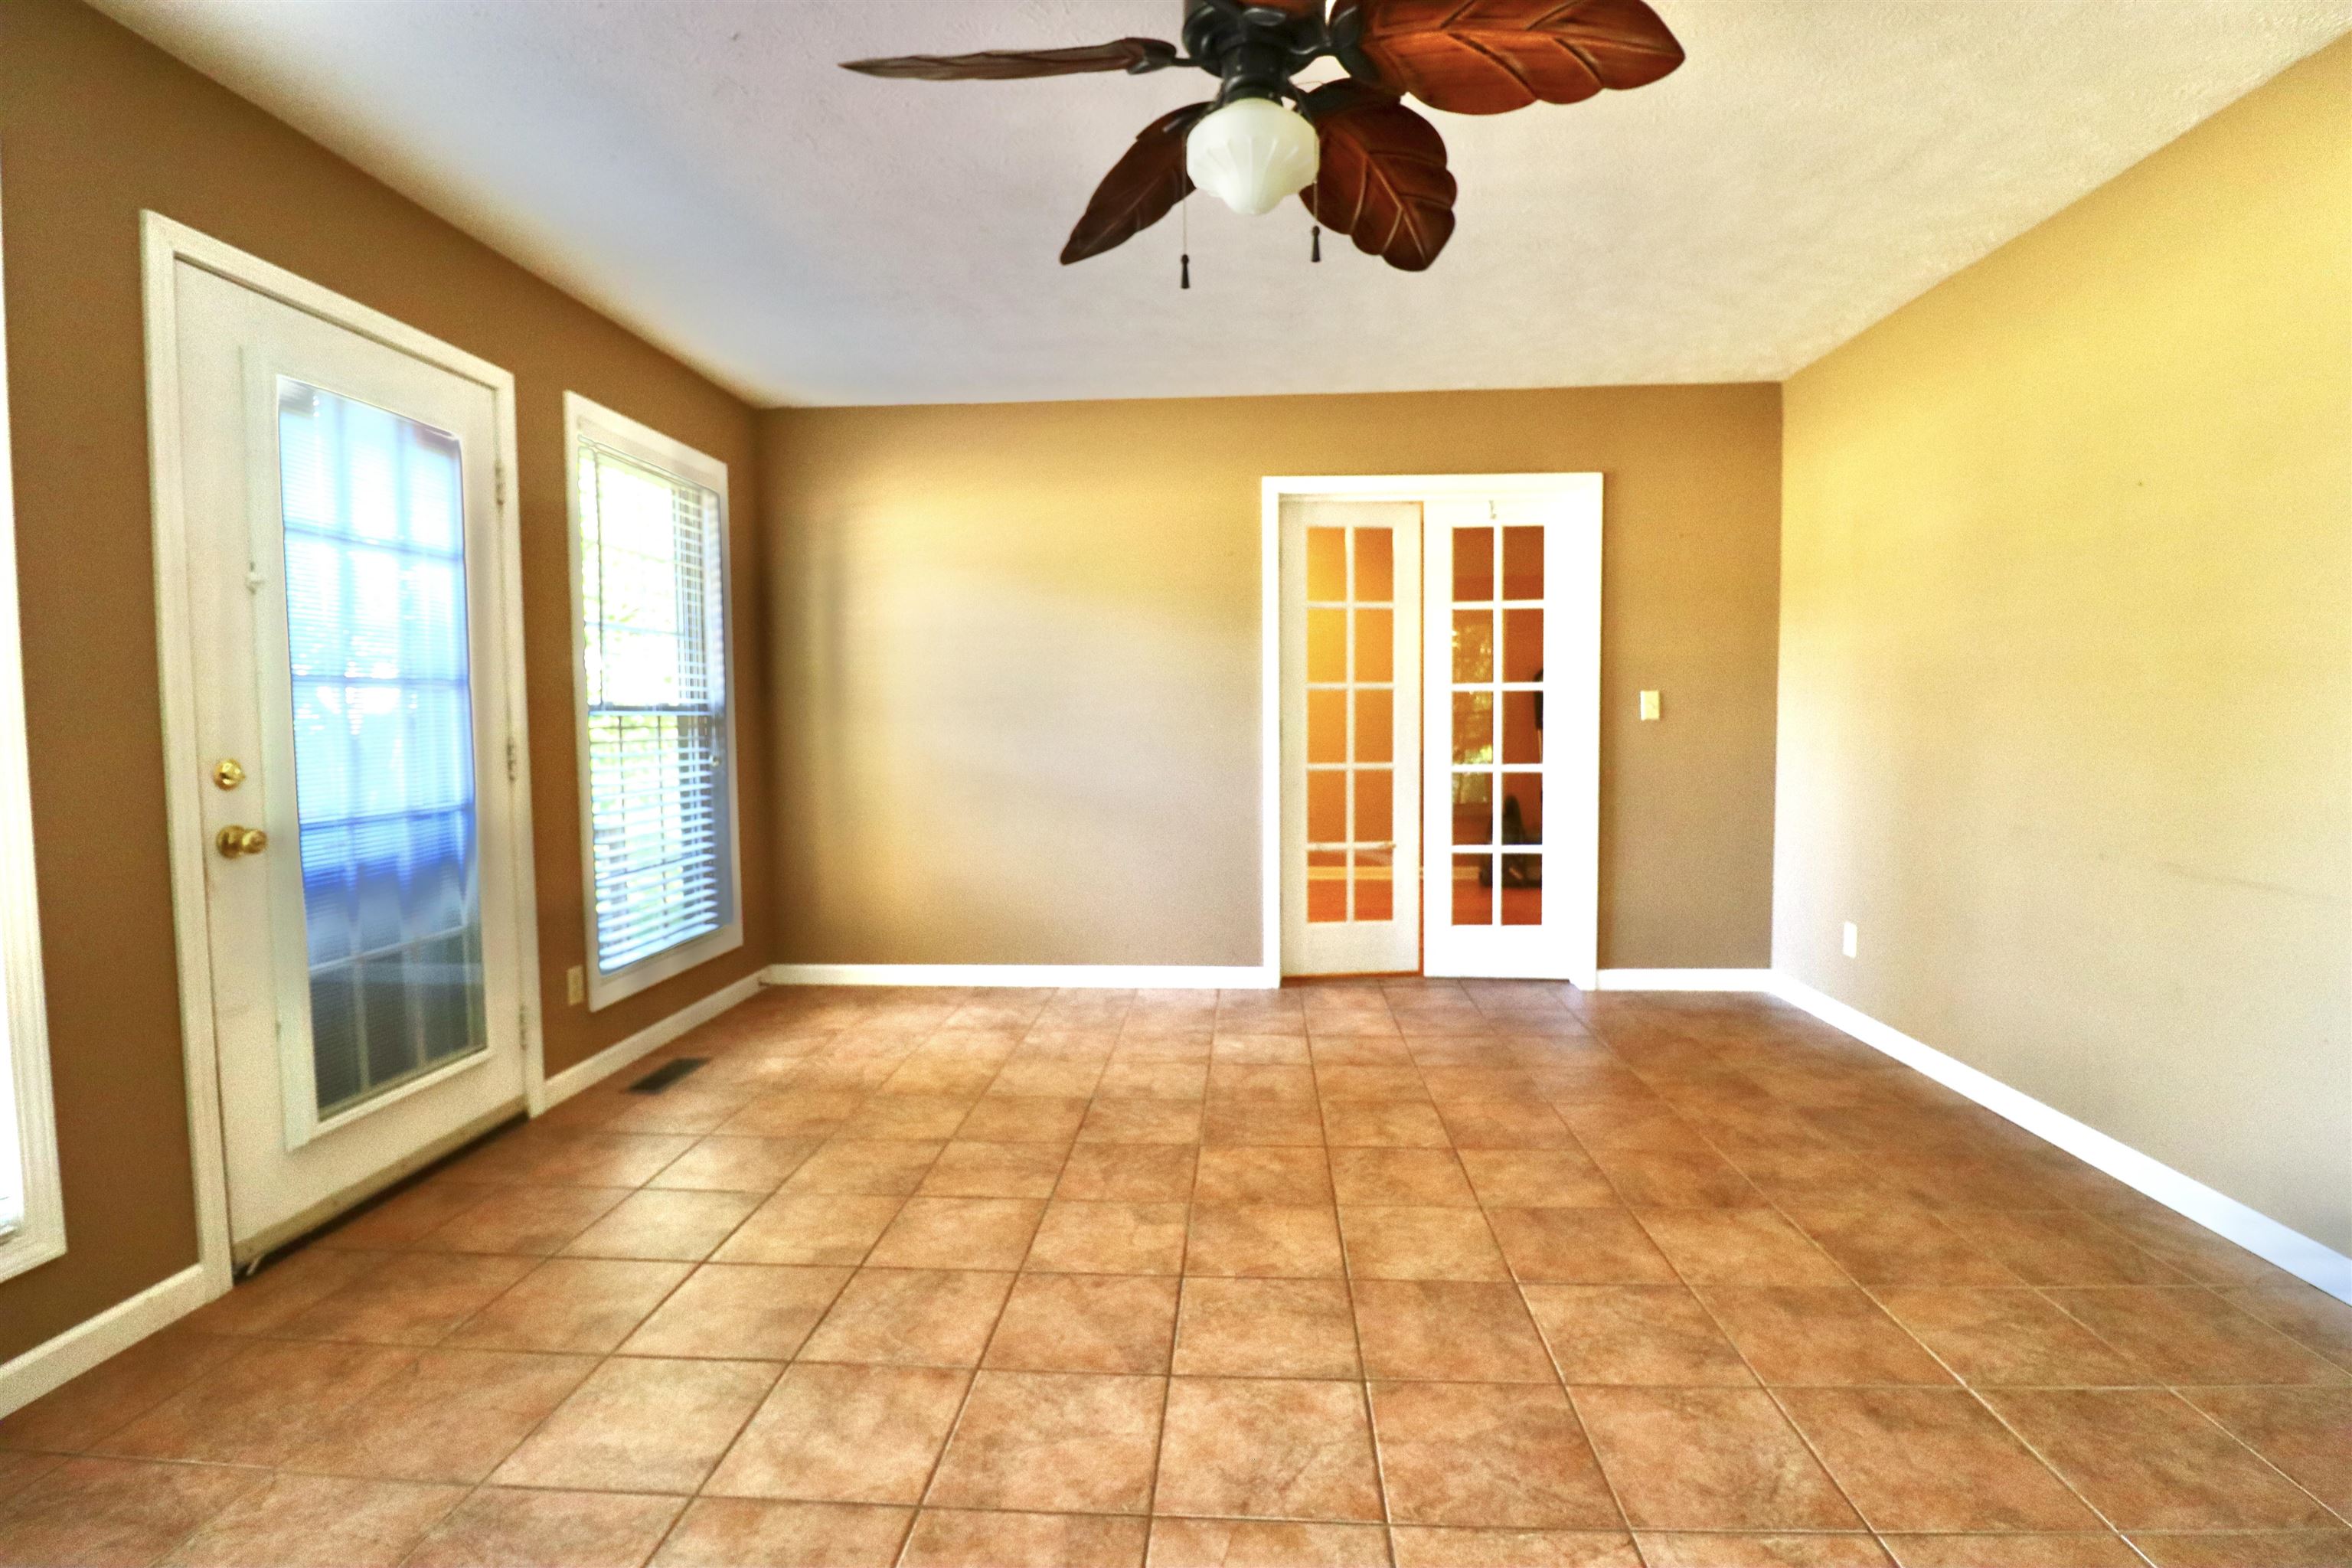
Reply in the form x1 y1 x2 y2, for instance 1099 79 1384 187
2 981 2348 1567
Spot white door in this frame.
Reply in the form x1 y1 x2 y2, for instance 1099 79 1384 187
1422 490 1601 983
1281 499 1422 975
167 259 531 1262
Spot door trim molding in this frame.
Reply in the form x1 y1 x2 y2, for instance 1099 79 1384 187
764 964 1274 991
139 212 540 1301
1262 475 1602 988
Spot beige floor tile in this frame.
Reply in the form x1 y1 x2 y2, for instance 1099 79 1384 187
286 1347 595 1482
0 1457 264 1568
401 1486 685 1568
491 1357 775 1494
1370 1380 1622 1528
1195 1146 1334 1204
903 1508 1149 1567
1351 1279 1557 1383
560 1188 763 1262
1149 1517 1393 1566
1340 1206 1511 1280
926 1370 1163 1514
1174 1277 1361 1377
448 1257 692 1353
1330 1148 1478 1207
1570 1386 1861 1531
1027 1200 1191 1273
866 1197 1045 1269
1778 1387 2099 1532
647 1137 820 1193
710 1191 903 1265
799 1267 1014 1367
1522 1285 1755 1386
1187 1204 1346 1278
704 1362 969 1504
919 1140 1071 1197
985 1272 1178 1373
1697 1286 1955 1386
619 1262 851 1360
157 1472 463 1567
652 1498 911 1566
1155 1377 1383 1522
1055 1144 1198 1202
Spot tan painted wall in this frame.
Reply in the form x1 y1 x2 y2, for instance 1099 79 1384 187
763 384 1782 971
1778 38 2352 1251
0 0 771 1359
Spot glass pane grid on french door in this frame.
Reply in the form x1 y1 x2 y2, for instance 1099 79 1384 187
1304 523 1396 924
1449 520 1545 929
278 378 488 1119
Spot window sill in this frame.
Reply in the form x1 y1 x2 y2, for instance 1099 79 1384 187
584 921 745 1014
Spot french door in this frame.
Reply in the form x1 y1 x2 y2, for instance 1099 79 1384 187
159 241 533 1262
1279 480 1599 985
1280 499 1423 975
1421 494 1598 980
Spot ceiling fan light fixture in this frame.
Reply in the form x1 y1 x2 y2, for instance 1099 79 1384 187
1185 96 1319 217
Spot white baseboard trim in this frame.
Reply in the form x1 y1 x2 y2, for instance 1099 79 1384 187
1591 968 1778 991
0 1262 211 1418
1772 975 2352 1305
540 971 764 1109
762 964 1276 991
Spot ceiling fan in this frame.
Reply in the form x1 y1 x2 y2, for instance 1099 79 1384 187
841 0 1685 273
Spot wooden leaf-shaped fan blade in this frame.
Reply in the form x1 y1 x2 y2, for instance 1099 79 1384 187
1331 0 1684 115
1062 103 1212 265
841 38 1179 80
1298 82 1456 271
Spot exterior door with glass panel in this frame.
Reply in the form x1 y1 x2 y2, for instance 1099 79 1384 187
168 260 530 1260
1422 492 1600 981
1281 499 1422 975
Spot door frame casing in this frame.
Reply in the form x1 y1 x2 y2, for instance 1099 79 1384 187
141 213 543 1296
1261 474 1602 988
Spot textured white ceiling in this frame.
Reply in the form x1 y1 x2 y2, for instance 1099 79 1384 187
93 0 2352 407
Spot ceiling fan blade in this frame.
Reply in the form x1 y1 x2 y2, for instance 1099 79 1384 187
1297 82 1455 271
1330 0 1684 115
1062 104 1214 266
841 38 1180 80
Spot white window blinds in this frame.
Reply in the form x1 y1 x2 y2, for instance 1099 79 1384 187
578 438 732 977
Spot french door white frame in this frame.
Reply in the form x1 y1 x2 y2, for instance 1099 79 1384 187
1261 474 1600 989
141 214 543 1295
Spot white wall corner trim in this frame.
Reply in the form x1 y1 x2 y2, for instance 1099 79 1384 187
0 1263 211 1419
1772 975 2352 1305
1592 969 1778 991
763 964 1276 991
541 972 764 1108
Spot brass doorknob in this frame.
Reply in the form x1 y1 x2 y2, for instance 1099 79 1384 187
216 825 268 858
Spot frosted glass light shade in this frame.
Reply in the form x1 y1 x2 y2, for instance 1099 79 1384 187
1186 96 1320 217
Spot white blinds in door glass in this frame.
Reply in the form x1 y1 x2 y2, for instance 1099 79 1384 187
279 381 488 1116
578 441 731 974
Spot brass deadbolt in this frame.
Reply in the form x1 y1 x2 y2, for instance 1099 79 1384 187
216 825 268 858
213 758 246 789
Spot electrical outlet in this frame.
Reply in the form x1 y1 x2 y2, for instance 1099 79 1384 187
1841 922 1858 959
566 965 586 1005
1638 689 1661 721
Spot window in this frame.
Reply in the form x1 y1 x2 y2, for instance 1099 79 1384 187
0 177 65 1282
565 394 740 1008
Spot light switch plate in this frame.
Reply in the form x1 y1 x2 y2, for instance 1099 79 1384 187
567 965 586 1005
1842 922 1858 959
1638 689 1661 721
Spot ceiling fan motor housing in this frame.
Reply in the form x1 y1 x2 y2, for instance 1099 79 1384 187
1182 0 1328 105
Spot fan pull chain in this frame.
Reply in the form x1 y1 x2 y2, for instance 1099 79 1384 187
1311 225 1321 263
1181 194 1191 291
